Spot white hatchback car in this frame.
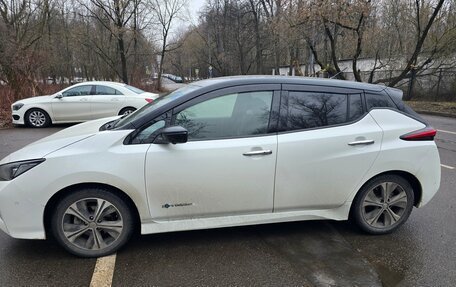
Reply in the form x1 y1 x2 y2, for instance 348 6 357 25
11 81 159 127
0 76 440 257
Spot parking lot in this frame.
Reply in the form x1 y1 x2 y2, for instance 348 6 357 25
0 114 455 286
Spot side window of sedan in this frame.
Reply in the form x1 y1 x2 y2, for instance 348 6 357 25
95 85 123 95
62 85 94 97
175 91 273 140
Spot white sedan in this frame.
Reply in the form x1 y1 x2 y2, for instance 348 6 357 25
0 76 441 257
11 81 159 127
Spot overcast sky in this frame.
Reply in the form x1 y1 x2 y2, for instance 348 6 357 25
187 0 206 24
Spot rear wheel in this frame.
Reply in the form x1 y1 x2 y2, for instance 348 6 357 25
119 107 136 116
51 188 134 257
25 108 51 128
352 175 414 234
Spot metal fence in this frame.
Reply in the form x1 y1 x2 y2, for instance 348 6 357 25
340 68 456 101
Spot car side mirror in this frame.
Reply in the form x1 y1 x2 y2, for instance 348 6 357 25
155 126 188 144
55 93 63 99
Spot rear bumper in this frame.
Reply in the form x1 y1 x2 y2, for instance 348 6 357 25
416 145 441 207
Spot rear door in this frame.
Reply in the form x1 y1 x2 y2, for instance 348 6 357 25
274 85 383 211
91 85 126 119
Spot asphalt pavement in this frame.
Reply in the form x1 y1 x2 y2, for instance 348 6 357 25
0 114 454 286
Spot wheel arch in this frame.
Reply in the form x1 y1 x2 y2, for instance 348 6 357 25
350 170 422 217
43 182 141 238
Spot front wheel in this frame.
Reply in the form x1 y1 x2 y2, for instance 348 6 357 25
25 108 51 128
352 175 414 234
51 188 134 257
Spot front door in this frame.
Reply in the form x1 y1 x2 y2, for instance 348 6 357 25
145 87 280 220
52 85 94 122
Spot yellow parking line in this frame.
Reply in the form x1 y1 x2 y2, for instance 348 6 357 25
441 164 455 170
437 129 456 135
89 253 117 287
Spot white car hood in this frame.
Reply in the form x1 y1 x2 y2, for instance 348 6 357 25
0 116 120 164
14 95 56 104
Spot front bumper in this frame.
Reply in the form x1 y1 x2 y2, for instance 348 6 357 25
11 112 25 125
0 180 46 239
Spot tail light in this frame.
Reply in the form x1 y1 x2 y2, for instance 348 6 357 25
400 127 437 141
145 98 154 103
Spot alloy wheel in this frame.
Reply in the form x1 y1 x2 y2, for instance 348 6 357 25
61 198 124 251
361 182 408 228
28 110 47 127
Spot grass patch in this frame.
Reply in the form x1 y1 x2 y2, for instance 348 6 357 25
406 101 456 117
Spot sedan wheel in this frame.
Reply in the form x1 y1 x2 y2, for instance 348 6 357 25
51 188 134 257
25 109 51 128
119 107 136 116
352 175 414 234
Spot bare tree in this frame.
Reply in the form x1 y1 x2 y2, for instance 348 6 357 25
148 0 187 90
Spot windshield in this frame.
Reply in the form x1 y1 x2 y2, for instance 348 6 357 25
113 84 199 128
125 85 146 94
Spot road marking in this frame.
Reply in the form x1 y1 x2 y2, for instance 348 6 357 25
438 129 456 135
441 164 455 170
89 253 117 287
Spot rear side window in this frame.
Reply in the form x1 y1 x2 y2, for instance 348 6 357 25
283 92 350 131
366 93 397 110
95 85 123 95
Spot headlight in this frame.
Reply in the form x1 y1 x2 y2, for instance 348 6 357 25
12 103 24 111
0 159 45 181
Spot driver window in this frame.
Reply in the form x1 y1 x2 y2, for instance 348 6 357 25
175 91 273 140
62 85 93 97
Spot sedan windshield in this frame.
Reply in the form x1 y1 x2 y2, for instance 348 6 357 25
113 84 199 128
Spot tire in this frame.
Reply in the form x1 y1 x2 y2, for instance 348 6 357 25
119 107 136 116
25 108 51 128
51 188 134 257
352 175 414 234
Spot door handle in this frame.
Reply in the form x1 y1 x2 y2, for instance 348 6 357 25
111 98 120 101
243 150 273 156
80 98 88 102
348 139 375 146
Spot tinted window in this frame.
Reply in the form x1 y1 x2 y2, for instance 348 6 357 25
131 120 166 144
175 91 273 140
96 85 122 95
348 94 364 121
283 92 348 130
366 93 397 110
62 85 93 97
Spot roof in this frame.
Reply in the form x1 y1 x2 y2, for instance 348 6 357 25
73 81 126 87
189 75 394 93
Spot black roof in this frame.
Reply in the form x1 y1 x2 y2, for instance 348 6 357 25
188 75 396 93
